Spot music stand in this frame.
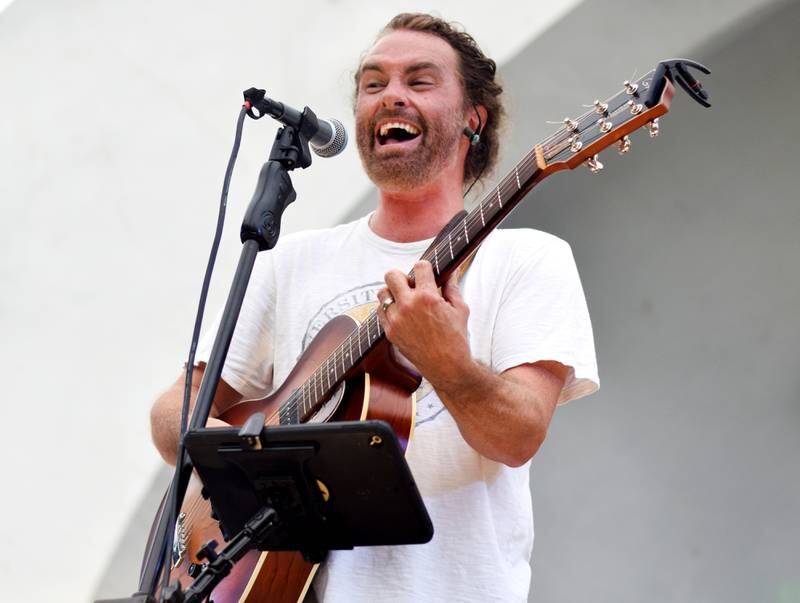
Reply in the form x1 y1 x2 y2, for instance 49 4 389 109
155 415 433 602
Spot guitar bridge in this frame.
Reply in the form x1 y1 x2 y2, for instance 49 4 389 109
171 511 187 568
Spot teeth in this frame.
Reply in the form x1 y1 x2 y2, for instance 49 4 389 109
378 121 420 137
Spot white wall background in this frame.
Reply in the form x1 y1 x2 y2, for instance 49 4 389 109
0 1 583 601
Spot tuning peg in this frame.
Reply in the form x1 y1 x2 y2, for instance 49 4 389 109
624 80 639 96
597 118 613 133
593 100 609 115
648 118 660 138
563 118 579 132
585 155 604 173
617 136 631 155
627 99 643 115
568 135 583 152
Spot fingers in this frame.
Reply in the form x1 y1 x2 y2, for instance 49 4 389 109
412 260 437 290
384 269 411 305
376 286 391 304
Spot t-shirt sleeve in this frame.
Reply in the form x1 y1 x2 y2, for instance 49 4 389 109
193 253 277 399
491 235 599 404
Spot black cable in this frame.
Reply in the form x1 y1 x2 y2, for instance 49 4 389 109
155 105 249 599
463 155 488 200
462 105 486 200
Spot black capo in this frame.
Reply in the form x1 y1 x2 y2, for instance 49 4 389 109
646 58 712 109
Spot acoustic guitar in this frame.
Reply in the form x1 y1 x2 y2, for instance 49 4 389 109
147 59 710 602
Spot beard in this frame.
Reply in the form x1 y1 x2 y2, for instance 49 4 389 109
356 106 464 192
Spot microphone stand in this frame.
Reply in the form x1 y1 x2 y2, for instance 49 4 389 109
131 114 315 602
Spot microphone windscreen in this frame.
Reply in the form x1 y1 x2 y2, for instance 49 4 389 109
312 119 348 158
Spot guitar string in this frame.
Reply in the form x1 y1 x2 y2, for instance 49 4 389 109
261 87 659 428
259 75 661 427
255 101 629 428
180 79 658 534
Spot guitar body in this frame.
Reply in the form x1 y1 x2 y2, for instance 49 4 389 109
152 312 420 603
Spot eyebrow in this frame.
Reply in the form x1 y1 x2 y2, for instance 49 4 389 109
359 61 443 77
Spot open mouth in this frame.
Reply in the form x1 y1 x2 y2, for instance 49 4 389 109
376 121 421 146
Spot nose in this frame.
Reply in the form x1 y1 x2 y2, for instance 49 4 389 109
381 78 407 110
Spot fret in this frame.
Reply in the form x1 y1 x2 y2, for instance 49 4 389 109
463 218 469 244
496 185 503 208
357 329 363 357
479 202 485 226
340 347 345 376
514 165 521 190
448 232 454 259
324 360 331 391
301 383 307 414
366 320 372 345
433 245 440 274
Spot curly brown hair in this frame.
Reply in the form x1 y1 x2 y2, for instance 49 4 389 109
355 13 505 185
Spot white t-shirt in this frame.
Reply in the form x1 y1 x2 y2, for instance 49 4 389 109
196 214 599 602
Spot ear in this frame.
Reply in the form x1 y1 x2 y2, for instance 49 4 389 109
469 104 488 132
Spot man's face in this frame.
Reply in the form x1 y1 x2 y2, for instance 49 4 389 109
355 30 468 192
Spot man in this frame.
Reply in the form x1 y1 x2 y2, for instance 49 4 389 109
151 13 598 602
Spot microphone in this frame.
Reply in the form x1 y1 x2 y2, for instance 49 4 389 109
243 88 348 158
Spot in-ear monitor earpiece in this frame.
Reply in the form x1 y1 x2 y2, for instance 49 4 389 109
463 126 480 146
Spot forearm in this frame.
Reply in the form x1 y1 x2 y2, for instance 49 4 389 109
150 366 237 465
150 393 229 466
431 360 555 467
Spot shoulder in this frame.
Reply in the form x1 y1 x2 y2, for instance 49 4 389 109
249 218 364 284
479 227 573 265
254 218 365 270
275 218 362 252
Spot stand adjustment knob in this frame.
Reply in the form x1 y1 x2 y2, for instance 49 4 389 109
197 539 220 563
187 562 203 578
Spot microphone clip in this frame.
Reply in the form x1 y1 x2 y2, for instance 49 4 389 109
243 88 279 120
243 88 317 171
243 87 266 118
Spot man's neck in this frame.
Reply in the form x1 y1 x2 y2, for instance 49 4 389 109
369 180 464 243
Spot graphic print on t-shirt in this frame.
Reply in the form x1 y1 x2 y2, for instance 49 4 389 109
414 378 446 426
301 282 447 427
301 282 384 349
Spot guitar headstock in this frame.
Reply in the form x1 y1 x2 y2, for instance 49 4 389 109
538 59 711 175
